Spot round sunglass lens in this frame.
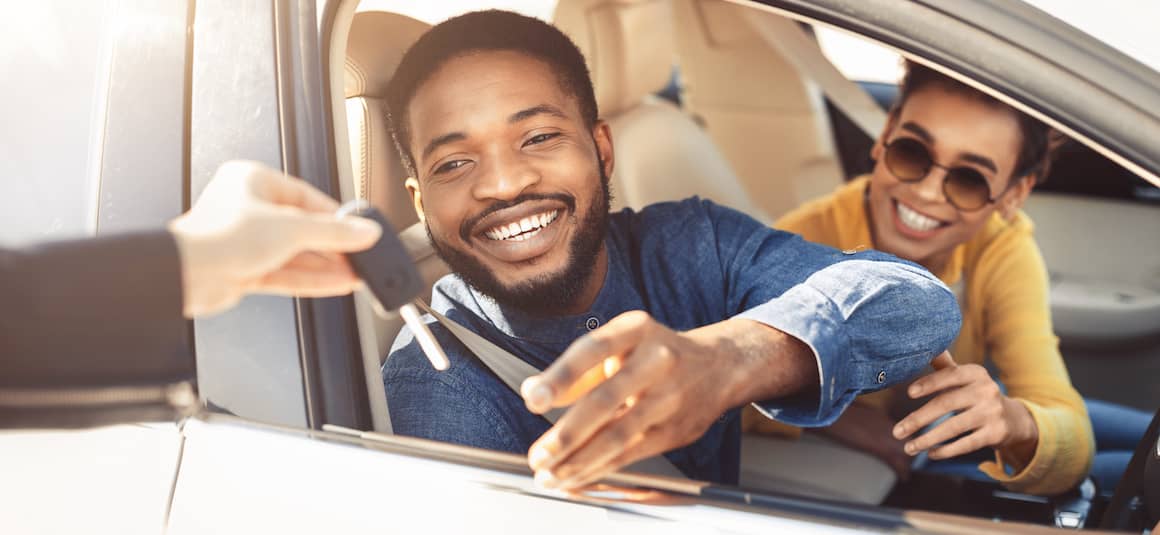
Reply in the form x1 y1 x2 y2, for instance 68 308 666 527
886 138 932 181
945 168 991 210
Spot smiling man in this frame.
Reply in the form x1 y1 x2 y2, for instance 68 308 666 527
382 10 961 489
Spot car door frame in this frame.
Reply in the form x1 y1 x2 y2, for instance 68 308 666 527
188 0 369 431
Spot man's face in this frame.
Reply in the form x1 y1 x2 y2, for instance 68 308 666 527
404 50 614 313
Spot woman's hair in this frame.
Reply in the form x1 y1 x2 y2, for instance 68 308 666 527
892 61 1063 184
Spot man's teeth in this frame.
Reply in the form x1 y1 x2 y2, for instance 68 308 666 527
896 202 943 232
484 210 560 241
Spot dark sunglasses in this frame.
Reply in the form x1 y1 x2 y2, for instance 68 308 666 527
884 137 998 211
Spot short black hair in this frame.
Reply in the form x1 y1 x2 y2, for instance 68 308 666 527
386 10 598 178
894 61 1058 183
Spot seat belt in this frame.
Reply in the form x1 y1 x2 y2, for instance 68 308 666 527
411 299 685 479
743 13 885 139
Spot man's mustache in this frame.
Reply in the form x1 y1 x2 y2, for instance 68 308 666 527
460 193 576 242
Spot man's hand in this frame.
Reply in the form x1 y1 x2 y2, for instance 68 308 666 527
817 403 912 480
893 352 1039 462
169 161 381 317
520 310 816 490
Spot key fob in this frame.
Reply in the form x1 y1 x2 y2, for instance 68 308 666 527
336 200 422 314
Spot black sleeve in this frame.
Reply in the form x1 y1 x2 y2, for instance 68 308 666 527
0 231 194 390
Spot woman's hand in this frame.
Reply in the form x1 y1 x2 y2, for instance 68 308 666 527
892 353 1038 461
817 403 912 479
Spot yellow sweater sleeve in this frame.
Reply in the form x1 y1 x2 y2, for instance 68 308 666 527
971 219 1094 495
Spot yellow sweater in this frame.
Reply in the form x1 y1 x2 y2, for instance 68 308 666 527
746 176 1094 495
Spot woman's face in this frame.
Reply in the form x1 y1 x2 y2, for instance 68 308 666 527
866 84 1034 268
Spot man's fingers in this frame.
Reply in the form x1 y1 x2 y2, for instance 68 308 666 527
553 355 622 408
522 310 654 414
528 345 671 473
903 407 982 455
930 351 956 371
596 427 675 483
544 394 668 488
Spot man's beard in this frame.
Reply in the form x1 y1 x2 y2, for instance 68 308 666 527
426 163 612 317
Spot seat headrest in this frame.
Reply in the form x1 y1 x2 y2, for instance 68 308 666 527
553 0 675 117
344 11 430 99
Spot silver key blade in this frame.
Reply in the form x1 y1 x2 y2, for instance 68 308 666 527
398 303 450 371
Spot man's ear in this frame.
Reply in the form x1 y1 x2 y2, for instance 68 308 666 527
404 177 424 223
998 174 1035 220
593 120 615 179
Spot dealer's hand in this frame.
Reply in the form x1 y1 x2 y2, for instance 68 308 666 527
893 352 1038 461
169 161 381 317
521 310 817 490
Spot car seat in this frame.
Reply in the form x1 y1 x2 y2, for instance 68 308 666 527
553 0 769 223
671 0 847 219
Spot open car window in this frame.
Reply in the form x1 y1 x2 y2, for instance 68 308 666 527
326 0 1159 529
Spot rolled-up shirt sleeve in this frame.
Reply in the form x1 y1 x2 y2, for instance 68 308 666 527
705 199 961 427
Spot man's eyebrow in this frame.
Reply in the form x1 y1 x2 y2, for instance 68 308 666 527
421 132 466 161
509 104 568 124
900 121 997 173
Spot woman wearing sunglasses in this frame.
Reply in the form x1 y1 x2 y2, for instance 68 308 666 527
745 61 1149 497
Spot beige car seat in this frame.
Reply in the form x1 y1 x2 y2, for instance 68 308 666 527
344 11 450 366
671 0 846 220
553 0 768 223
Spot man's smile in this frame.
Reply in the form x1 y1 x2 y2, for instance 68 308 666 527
483 209 560 241
468 199 571 264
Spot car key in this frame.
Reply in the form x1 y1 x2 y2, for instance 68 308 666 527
337 200 449 371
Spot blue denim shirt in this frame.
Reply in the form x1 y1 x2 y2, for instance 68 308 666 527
384 198 960 484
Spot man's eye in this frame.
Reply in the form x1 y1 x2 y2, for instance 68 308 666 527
524 132 560 147
434 160 469 174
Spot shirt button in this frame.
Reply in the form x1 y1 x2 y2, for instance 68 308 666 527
876 370 887 384
585 316 600 331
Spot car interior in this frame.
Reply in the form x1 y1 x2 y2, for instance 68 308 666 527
328 0 1159 529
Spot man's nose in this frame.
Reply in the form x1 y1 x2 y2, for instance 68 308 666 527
472 150 541 201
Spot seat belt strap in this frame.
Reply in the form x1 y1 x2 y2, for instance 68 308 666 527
412 299 565 423
744 13 885 139
412 299 685 478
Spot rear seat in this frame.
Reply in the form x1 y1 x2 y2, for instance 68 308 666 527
553 0 768 222
671 0 846 219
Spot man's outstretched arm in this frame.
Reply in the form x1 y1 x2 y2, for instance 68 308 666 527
520 201 961 489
